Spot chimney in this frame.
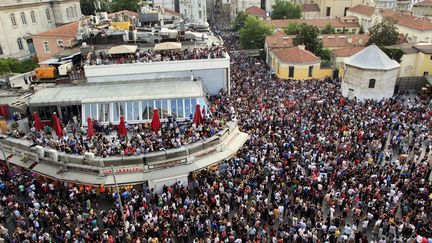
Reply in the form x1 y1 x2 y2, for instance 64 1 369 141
298 45 306 50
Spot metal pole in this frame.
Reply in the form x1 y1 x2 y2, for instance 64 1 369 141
0 138 10 170
111 165 128 233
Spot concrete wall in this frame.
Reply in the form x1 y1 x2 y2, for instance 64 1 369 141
33 36 76 62
84 57 230 95
342 65 399 100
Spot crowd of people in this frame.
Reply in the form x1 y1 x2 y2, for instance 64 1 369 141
0 21 431 243
82 45 227 66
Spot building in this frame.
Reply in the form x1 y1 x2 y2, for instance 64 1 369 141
342 44 400 100
301 4 321 19
152 0 207 25
271 45 333 80
0 0 81 60
263 17 361 34
245 6 268 19
412 0 432 17
346 4 376 32
315 0 369 18
237 0 276 13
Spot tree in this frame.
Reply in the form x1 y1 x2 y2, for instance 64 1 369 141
271 0 302 19
381 48 404 63
233 11 249 31
110 0 140 13
367 17 400 47
284 22 301 35
80 0 110 15
0 58 36 75
320 23 335 34
239 16 273 49
293 23 323 57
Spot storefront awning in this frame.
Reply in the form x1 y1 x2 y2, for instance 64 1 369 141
32 163 106 186
8 155 36 169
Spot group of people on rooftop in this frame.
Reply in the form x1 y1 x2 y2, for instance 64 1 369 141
0 20 431 243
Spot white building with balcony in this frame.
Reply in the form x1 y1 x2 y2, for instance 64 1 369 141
152 0 207 25
0 0 81 60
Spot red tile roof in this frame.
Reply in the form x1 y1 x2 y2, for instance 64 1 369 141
381 10 432 31
245 6 267 17
108 10 139 18
348 5 376 17
163 8 181 17
414 0 432 6
332 46 366 57
34 21 81 38
272 46 320 64
302 4 320 12
264 18 359 29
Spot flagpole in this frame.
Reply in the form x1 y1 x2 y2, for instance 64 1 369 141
111 165 128 233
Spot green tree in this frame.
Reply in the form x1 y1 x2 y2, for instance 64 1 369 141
293 23 323 57
80 0 110 15
110 0 140 13
233 11 249 31
239 15 273 49
271 0 302 19
382 48 404 63
320 23 335 34
0 58 37 75
367 17 400 47
284 22 301 35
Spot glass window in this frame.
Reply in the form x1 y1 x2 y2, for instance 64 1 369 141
98 103 110 122
184 98 191 119
113 102 125 122
161 100 169 118
10 14 17 26
17 38 24 50
177 99 184 118
43 41 49 53
84 104 91 121
170 100 177 118
30 11 36 23
20 12 27 25
37 107 47 120
133 101 139 120
126 101 133 121
155 100 162 119
46 9 51 21
142 100 149 120
191 98 197 115
90 103 97 120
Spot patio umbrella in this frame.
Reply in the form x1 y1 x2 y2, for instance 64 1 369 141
87 117 94 138
52 113 63 137
151 108 161 132
118 116 127 137
153 42 182 51
193 104 202 125
33 112 43 131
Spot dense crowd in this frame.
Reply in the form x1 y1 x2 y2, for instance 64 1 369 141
26 115 224 157
82 45 227 66
0 22 431 243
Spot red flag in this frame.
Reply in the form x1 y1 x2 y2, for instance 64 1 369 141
87 117 94 138
151 108 161 132
118 115 127 137
33 112 43 131
193 104 202 125
52 113 63 137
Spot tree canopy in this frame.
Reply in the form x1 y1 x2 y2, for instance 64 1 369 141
80 0 110 15
0 58 37 75
110 0 140 13
284 22 301 35
367 17 400 47
293 23 323 57
320 23 336 34
271 0 302 19
233 11 249 31
239 16 274 49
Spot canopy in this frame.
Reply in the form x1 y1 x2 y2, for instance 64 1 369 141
151 108 161 132
118 116 127 137
87 117 94 138
52 113 63 137
107 45 138 55
193 104 202 125
153 42 182 51
33 112 44 131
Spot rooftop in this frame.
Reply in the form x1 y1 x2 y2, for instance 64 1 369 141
33 21 81 38
245 6 267 17
344 45 400 70
263 18 359 29
301 4 320 12
163 8 181 17
332 46 366 57
348 4 376 17
414 0 432 6
272 46 320 64
381 10 432 31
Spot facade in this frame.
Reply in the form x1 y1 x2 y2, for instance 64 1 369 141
271 46 333 80
245 6 267 19
412 0 432 17
152 0 207 25
315 0 369 18
301 4 321 19
263 17 361 34
386 43 432 78
346 4 376 32
342 45 400 100
237 0 276 12
0 0 81 60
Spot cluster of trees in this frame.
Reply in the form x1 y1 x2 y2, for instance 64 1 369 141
0 58 37 75
80 0 141 15
271 0 302 19
239 16 273 49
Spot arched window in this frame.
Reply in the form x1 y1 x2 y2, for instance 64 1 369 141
46 9 51 21
20 12 27 25
368 79 376 88
17 38 24 50
10 13 17 26
30 11 36 23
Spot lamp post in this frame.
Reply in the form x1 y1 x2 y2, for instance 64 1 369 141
111 165 128 233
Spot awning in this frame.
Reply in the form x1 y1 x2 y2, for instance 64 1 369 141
32 163 106 186
0 151 12 161
107 45 138 54
154 42 182 51
8 155 36 169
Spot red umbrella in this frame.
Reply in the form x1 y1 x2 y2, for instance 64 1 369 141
52 113 63 137
118 115 127 137
87 117 94 138
193 104 202 125
33 112 43 131
151 108 161 132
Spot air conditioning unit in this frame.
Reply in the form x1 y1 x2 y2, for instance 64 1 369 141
47 149 58 162
32 145 44 158
84 152 95 160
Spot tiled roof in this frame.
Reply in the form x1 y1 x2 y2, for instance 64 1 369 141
302 4 320 12
348 4 376 17
245 6 267 17
332 46 366 57
345 45 400 70
414 0 432 6
264 18 359 29
265 31 369 49
108 10 139 18
34 21 80 38
272 46 320 64
163 8 181 17
381 10 432 31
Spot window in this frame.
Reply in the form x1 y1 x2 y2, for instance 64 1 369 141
430 55 432 60
0 45 3 55
43 41 49 53
142 100 152 120
326 7 331 17
288 66 295 78
424 72 429 76
56 39 64 46
126 101 139 121
98 103 110 122
74 6 78 18
21 12 27 25
184 98 192 118
113 102 125 122
368 79 376 88
308 66 313 78
344 7 349 16
17 38 24 50
46 9 51 21
176 99 184 118
10 14 17 26
30 11 36 23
